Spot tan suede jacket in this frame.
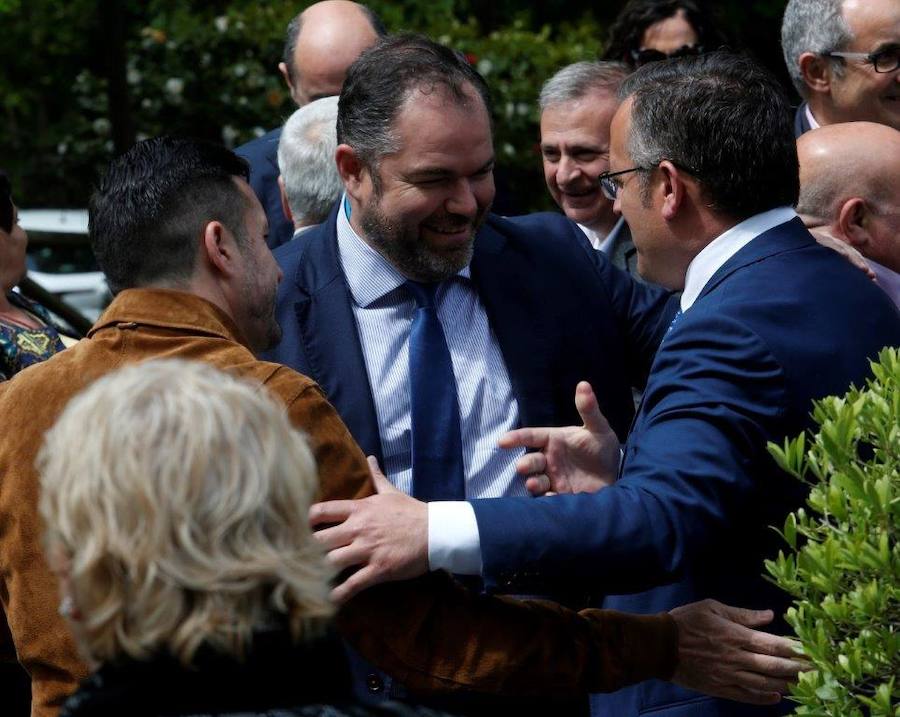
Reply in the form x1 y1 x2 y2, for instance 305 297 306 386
0 288 677 717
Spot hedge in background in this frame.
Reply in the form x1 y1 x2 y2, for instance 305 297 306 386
1 0 601 210
767 346 899 716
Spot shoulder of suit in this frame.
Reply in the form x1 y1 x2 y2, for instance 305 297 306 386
234 126 283 158
485 211 583 246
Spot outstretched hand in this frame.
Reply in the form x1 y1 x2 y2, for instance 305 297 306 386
669 599 807 705
499 381 620 496
309 457 429 604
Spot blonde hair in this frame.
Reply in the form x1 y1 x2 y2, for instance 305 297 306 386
38 359 335 665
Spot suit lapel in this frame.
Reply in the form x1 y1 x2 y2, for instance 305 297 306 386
695 217 814 305
289 207 383 462
470 220 556 429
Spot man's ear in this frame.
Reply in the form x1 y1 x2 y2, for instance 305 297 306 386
201 220 240 279
798 52 833 95
335 144 368 200
836 197 872 249
278 61 293 93
657 160 687 221
278 175 294 224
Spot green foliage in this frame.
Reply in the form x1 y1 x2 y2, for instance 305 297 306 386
766 347 900 717
1 0 601 210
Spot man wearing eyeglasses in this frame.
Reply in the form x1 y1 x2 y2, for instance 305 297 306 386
538 61 640 276
781 0 900 135
312 51 900 716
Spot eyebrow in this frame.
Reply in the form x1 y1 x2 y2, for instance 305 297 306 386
405 157 495 181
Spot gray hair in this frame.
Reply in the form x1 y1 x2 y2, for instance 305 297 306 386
539 61 631 111
278 96 343 226
781 0 853 98
620 52 799 220
39 359 334 666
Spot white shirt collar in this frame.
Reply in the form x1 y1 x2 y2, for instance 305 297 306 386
578 215 626 254
680 207 798 312
335 194 470 308
805 104 821 131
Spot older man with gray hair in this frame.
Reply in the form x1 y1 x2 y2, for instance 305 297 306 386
278 96 343 237
539 61 639 275
781 0 900 136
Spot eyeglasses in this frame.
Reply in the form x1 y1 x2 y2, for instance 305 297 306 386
598 167 647 201
598 160 699 200
630 44 705 67
823 46 900 73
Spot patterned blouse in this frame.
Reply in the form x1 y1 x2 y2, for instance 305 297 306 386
0 292 67 381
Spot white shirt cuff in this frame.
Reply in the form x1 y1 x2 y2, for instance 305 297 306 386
427 501 483 575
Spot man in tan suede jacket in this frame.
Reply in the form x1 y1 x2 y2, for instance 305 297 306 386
0 137 801 717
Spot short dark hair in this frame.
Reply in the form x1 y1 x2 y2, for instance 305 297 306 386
619 51 799 220
89 137 251 295
604 0 723 66
282 3 387 82
0 171 12 233
336 33 492 170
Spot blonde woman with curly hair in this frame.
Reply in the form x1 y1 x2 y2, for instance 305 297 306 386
38 359 449 717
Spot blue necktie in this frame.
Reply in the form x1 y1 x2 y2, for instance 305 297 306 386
405 281 466 502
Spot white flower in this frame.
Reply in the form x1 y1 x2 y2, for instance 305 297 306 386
252 126 266 138
516 102 530 116
164 77 184 95
477 59 493 76
502 142 515 157
233 63 247 78
505 101 515 118
92 118 111 135
127 68 141 85
57 142 68 156
214 15 229 33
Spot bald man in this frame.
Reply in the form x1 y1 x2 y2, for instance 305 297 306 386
237 1 385 248
797 121 900 307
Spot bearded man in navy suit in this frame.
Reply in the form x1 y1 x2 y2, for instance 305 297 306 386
312 51 900 717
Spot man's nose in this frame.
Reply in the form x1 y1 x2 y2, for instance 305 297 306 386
556 155 581 186
445 178 478 218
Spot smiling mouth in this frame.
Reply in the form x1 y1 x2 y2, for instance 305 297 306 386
424 224 472 235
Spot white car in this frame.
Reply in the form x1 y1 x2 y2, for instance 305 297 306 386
18 209 111 322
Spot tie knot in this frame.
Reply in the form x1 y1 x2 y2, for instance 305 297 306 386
405 281 440 309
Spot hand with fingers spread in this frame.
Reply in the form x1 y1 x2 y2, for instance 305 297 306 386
309 456 429 604
669 599 806 705
498 381 620 496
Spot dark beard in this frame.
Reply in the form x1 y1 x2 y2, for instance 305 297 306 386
359 201 482 283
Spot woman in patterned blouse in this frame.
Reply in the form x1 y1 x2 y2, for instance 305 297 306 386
0 171 71 381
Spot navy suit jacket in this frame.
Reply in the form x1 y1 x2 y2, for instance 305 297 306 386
235 127 295 249
264 204 676 460
471 218 900 716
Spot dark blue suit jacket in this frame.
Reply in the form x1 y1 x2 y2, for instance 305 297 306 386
235 127 295 249
264 204 676 457
471 217 900 716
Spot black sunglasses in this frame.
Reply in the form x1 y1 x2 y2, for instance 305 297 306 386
631 44 705 67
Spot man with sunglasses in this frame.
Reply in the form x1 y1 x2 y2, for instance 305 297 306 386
782 0 900 135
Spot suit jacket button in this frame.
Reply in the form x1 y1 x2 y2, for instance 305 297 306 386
366 673 384 694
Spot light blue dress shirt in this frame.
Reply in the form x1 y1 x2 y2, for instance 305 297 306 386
335 202 526 509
